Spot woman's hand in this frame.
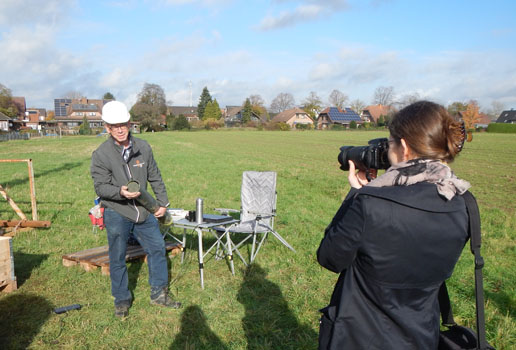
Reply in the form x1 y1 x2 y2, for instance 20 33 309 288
348 160 372 189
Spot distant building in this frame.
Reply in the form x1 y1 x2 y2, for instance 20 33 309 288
25 108 47 130
496 109 516 124
0 112 11 131
474 113 492 129
361 104 393 124
54 98 72 117
271 107 313 127
54 98 107 130
167 106 199 122
224 105 267 126
317 107 362 129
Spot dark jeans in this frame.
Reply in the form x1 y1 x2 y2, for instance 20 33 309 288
104 208 168 306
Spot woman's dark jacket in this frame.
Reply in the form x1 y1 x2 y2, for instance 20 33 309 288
317 182 468 349
90 135 169 223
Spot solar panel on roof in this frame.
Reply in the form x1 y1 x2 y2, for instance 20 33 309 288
326 107 361 122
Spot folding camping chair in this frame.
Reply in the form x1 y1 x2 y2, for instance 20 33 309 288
214 171 295 266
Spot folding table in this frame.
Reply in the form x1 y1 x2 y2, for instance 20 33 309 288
170 216 238 289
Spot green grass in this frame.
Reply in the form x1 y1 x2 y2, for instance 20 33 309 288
0 130 514 349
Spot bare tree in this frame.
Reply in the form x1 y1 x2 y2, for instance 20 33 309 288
248 94 265 108
63 90 85 99
328 89 348 109
130 83 167 131
486 100 505 121
395 92 420 109
349 99 366 115
248 94 269 120
302 91 323 120
270 92 295 113
373 86 395 106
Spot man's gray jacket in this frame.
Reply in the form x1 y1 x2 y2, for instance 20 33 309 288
91 135 169 223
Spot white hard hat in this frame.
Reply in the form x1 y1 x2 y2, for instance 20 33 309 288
102 101 130 124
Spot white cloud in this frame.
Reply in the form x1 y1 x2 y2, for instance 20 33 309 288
258 0 349 30
0 0 75 26
306 45 516 107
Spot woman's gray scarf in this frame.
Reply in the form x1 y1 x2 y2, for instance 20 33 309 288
367 158 471 200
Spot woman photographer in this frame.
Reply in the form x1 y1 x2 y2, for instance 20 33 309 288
317 101 470 349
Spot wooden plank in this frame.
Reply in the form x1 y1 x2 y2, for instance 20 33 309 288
62 242 182 275
0 227 32 237
0 220 51 228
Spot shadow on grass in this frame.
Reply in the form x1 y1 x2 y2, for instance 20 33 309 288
127 259 144 299
237 264 318 350
170 305 229 350
3 161 84 188
13 251 49 288
0 293 52 349
485 289 516 320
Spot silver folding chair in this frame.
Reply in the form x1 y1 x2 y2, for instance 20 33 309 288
214 171 295 267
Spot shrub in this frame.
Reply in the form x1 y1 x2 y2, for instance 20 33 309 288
203 118 224 130
331 124 345 130
295 123 313 130
349 121 357 129
173 115 191 130
244 120 259 128
278 122 290 131
263 122 279 131
487 123 516 133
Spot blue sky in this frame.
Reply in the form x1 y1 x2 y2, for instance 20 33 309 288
1 0 515 112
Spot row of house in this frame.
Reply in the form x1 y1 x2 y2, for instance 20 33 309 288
0 93 398 132
169 104 391 129
2 95 514 132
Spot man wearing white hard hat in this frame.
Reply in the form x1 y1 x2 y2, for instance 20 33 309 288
90 101 181 318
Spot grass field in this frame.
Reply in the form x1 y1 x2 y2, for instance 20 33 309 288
0 130 515 349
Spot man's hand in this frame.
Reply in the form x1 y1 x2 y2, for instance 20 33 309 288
120 185 140 199
154 207 167 218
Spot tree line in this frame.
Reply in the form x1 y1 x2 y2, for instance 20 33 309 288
0 82 507 133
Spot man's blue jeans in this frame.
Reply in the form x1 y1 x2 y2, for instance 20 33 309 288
104 208 168 306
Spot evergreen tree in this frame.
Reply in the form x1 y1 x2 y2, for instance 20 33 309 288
103 92 115 100
203 99 222 120
166 114 175 130
79 116 92 135
377 115 385 127
242 98 253 124
197 87 212 120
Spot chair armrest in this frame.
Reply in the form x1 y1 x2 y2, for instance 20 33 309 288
247 211 276 220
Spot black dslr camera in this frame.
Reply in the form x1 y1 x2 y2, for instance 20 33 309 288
338 138 390 180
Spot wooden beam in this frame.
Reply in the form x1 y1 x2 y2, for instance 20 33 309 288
27 159 38 221
0 185 27 220
1 158 38 220
0 220 51 228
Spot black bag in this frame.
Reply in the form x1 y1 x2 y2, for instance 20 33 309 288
437 191 495 350
439 325 485 349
